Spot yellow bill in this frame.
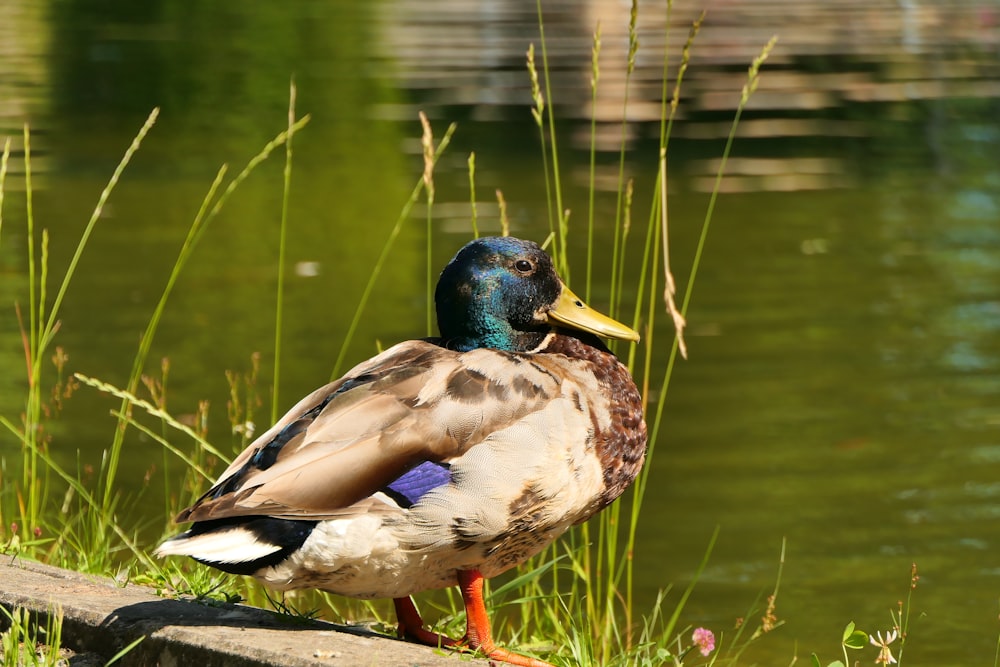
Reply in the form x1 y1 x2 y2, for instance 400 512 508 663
546 283 640 342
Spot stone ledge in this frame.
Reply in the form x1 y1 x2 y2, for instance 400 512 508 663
0 559 475 666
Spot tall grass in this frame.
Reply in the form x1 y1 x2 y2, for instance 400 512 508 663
330 114 456 378
271 80 299 423
1 113 157 559
0 606 64 667
0 604 144 667
480 4 782 665
0 138 9 243
0 106 310 571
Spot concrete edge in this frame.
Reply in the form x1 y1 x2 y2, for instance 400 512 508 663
0 558 477 666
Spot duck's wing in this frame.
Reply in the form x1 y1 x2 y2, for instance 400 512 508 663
176 340 566 523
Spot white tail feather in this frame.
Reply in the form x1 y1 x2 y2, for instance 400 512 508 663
155 528 281 564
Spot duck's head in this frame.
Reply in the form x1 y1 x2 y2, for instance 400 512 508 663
435 236 640 352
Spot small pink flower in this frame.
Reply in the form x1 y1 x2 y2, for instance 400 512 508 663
692 627 716 656
870 629 898 665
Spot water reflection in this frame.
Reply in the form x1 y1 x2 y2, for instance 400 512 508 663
0 1 50 179
1 0 999 664
382 0 1000 188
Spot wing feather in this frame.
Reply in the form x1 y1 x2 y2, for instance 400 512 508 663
177 341 566 522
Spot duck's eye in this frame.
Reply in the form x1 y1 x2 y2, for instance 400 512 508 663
514 259 534 273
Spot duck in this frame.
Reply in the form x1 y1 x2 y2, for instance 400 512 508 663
156 236 647 667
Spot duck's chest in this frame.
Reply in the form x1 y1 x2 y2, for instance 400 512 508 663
539 335 647 507
404 338 647 553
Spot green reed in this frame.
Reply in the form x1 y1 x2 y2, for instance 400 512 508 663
0 112 156 551
492 3 784 665
584 22 601 300
0 95 310 574
468 151 479 239
0 603 144 667
330 114 456 378
607 0 640 316
272 80 299 423
0 138 9 244
111 111 311 503
420 111 438 337
0 605 63 667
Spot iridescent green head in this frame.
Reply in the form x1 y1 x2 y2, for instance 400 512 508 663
435 237 639 352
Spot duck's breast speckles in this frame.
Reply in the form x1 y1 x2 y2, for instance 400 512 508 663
537 335 647 509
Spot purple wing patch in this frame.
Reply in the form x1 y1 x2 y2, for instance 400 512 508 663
383 461 452 508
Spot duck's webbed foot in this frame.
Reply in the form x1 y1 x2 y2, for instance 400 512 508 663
393 596 458 648
394 572 555 667
456 569 556 667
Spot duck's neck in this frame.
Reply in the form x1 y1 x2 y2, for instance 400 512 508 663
445 331 548 353
440 313 551 353
444 322 619 354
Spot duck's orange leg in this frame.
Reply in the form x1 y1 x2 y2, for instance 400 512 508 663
457 569 555 667
393 596 458 648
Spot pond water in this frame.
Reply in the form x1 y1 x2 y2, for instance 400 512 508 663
2 0 1000 664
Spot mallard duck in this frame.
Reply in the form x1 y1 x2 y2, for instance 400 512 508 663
156 236 647 667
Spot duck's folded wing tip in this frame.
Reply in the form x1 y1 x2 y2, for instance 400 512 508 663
155 525 285 564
